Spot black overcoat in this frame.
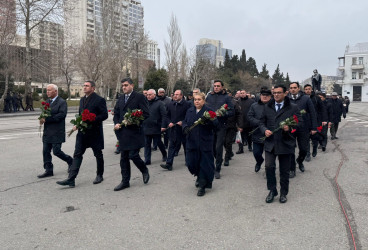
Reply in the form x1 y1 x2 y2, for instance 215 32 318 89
76 92 108 150
143 98 166 135
113 91 149 151
43 96 67 144
182 105 218 176
259 97 301 155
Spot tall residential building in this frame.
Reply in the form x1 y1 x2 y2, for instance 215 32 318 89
33 21 64 80
196 38 232 67
146 40 160 68
337 42 368 102
0 0 16 42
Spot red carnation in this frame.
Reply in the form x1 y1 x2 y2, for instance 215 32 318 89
291 129 296 133
224 104 228 109
317 126 322 132
44 106 48 110
42 101 46 105
82 115 88 121
108 110 111 112
89 113 96 121
293 115 299 123
209 111 217 119
83 109 90 114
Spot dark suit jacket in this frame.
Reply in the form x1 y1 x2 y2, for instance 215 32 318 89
113 91 149 150
77 92 108 150
43 96 67 144
143 98 166 135
259 97 301 155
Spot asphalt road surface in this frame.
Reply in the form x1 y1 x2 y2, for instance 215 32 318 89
0 103 367 249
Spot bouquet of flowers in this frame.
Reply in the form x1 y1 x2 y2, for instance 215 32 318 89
188 110 217 131
317 125 323 133
38 101 51 135
216 103 228 117
120 109 144 127
260 109 306 141
68 109 96 137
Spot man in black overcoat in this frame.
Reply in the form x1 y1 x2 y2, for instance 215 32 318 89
38 84 73 178
329 92 346 140
259 84 301 204
57 81 108 187
113 78 150 191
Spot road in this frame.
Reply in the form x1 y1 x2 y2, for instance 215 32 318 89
0 103 367 249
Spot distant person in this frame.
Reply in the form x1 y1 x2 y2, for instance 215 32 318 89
157 88 171 149
329 92 346 140
38 84 73 178
311 69 322 92
18 93 25 111
12 92 19 112
344 96 350 113
25 92 34 111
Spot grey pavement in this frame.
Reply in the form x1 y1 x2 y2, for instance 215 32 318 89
0 103 367 249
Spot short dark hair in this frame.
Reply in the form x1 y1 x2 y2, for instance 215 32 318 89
213 80 224 86
274 84 287 93
289 81 299 87
304 84 312 89
174 89 183 96
318 92 326 98
121 77 133 84
85 80 95 87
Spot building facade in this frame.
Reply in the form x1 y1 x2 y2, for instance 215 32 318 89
146 40 160 68
337 43 368 102
302 75 342 94
196 38 232 67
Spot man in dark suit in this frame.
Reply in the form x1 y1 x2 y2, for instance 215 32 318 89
113 78 150 191
259 84 301 204
38 84 73 178
57 81 108 187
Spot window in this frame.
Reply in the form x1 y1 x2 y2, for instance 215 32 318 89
352 72 356 79
359 72 363 79
359 57 363 65
352 57 357 65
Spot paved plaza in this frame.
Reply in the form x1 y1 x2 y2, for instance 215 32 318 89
0 103 367 249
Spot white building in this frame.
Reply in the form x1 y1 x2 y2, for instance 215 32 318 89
145 40 160 68
337 42 368 102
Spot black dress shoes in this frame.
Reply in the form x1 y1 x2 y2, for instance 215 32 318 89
305 154 311 162
279 194 287 203
162 155 167 162
197 188 205 196
195 179 199 188
56 178 75 187
114 182 130 191
265 190 278 203
37 171 53 178
93 175 103 184
322 146 326 152
145 161 151 166
289 171 296 178
248 147 253 152
214 171 221 179
160 163 172 171
143 170 150 184
114 148 120 154
236 149 244 154
224 159 229 166
298 162 305 172
255 164 261 173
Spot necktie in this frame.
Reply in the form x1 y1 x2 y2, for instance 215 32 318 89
125 95 129 103
276 104 281 112
293 95 297 100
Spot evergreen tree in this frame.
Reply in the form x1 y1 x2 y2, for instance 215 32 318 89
223 49 231 70
239 49 247 72
272 64 284 85
246 57 259 77
259 63 270 79
174 78 191 96
144 68 169 90
230 55 239 73
285 73 291 85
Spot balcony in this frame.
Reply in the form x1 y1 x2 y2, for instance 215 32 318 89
338 66 345 71
351 64 364 70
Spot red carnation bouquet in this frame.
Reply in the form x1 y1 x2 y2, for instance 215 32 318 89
120 109 144 127
188 110 217 131
38 101 51 135
260 109 306 141
68 109 96 137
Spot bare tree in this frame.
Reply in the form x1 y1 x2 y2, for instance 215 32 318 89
179 44 189 81
16 0 74 95
0 0 17 109
164 14 182 95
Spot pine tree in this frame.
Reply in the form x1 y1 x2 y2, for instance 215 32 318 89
223 49 231 70
259 63 269 79
285 73 291 85
230 55 239 73
239 49 247 72
272 64 284 85
246 57 259 77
